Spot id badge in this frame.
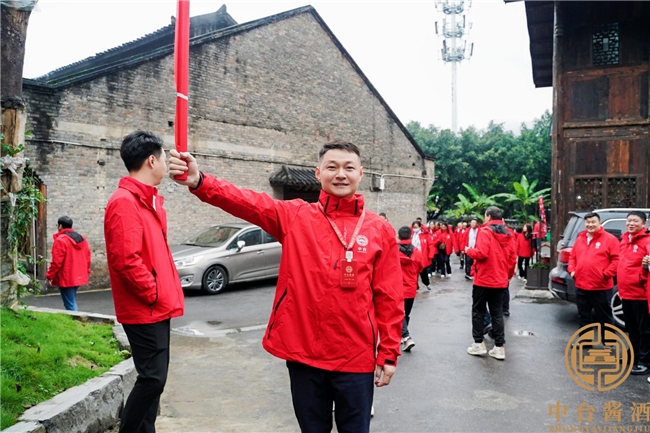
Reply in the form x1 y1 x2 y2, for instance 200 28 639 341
340 259 358 289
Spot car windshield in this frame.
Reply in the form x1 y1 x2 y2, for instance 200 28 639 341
182 226 241 248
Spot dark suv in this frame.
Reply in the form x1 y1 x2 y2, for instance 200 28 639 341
549 208 650 328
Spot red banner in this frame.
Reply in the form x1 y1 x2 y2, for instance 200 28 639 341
538 196 548 239
174 0 190 180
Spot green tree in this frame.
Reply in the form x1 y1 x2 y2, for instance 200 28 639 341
493 175 551 223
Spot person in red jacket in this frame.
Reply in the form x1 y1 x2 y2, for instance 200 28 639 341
567 212 619 345
169 140 403 433
454 222 466 269
465 206 516 360
398 226 424 353
463 218 480 280
412 220 433 290
434 222 454 278
104 131 185 433
46 216 91 311
617 211 650 376
516 224 536 281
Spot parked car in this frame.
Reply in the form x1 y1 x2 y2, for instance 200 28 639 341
549 208 650 327
170 223 282 294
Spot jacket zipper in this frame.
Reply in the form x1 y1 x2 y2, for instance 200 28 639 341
367 312 377 358
267 288 288 339
150 268 159 315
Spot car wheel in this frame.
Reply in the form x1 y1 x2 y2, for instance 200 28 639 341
611 290 625 329
202 265 228 295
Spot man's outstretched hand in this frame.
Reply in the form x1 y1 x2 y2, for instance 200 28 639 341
169 149 200 188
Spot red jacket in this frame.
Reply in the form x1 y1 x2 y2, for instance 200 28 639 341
46 228 91 288
617 230 650 300
453 228 465 254
433 229 454 255
516 232 536 258
412 229 432 266
192 174 403 372
466 220 516 288
567 227 619 291
462 226 480 251
104 177 185 324
398 240 424 299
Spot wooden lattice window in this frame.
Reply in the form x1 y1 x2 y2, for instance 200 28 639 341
592 23 619 66
575 178 603 211
608 178 637 208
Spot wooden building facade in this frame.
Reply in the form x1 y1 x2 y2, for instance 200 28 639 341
514 0 650 248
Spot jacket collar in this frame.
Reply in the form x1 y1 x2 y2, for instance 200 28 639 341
118 176 160 210
318 190 364 217
398 239 412 245
623 229 649 244
484 219 505 226
53 228 74 241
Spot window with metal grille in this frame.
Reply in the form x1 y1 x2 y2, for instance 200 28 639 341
575 178 603 211
592 23 619 66
608 178 637 208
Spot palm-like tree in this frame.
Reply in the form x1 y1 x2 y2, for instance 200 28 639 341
492 175 550 223
461 183 499 216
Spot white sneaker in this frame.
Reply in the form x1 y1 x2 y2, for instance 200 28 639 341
427 284 433 291
402 337 415 352
467 342 487 356
371 405 375 417
489 346 505 360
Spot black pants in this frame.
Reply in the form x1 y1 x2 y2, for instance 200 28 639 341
575 288 614 342
420 269 430 286
120 319 171 433
436 251 451 276
622 299 650 367
517 257 530 279
472 285 506 346
286 361 374 433
402 298 415 339
465 256 474 277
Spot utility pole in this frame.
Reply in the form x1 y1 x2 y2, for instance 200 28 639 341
435 0 473 133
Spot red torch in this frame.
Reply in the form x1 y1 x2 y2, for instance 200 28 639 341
174 0 190 180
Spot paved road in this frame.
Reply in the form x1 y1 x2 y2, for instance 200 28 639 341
27 259 650 432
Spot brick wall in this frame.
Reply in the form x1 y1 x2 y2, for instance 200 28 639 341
23 9 434 290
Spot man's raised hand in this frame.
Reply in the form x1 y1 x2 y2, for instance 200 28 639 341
169 150 200 188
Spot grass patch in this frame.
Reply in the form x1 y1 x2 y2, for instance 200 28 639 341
1 307 129 429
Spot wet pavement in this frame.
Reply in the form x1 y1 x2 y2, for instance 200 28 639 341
27 257 650 432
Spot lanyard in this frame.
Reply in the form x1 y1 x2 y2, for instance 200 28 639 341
319 204 365 261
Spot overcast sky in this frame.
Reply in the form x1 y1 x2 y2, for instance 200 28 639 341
23 0 552 132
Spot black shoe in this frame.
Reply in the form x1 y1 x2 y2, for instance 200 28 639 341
503 310 510 317
465 275 471 280
631 365 649 375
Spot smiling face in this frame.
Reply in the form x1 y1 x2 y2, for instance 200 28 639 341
584 216 601 234
626 214 645 234
315 149 363 199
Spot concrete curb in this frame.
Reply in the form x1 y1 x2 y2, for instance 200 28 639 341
1 308 135 433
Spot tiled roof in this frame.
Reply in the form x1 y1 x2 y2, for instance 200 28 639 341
270 166 320 189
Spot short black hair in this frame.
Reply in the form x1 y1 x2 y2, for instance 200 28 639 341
318 140 360 161
398 226 412 240
58 216 73 229
411 220 421 228
120 130 164 172
485 206 503 220
584 212 601 221
379 212 387 218
627 211 647 223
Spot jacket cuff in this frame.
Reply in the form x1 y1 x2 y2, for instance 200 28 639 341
189 171 205 191
376 353 398 367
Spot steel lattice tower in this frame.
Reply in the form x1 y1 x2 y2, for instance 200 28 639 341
435 0 473 132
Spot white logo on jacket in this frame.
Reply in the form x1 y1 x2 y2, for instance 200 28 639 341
356 235 368 246
633 245 639 253
595 242 601 249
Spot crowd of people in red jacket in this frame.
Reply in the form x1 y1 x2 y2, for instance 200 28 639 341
407 218 537 287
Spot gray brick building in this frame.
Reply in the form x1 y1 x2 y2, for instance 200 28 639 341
23 5 435 289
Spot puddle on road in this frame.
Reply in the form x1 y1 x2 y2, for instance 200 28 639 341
207 320 222 326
